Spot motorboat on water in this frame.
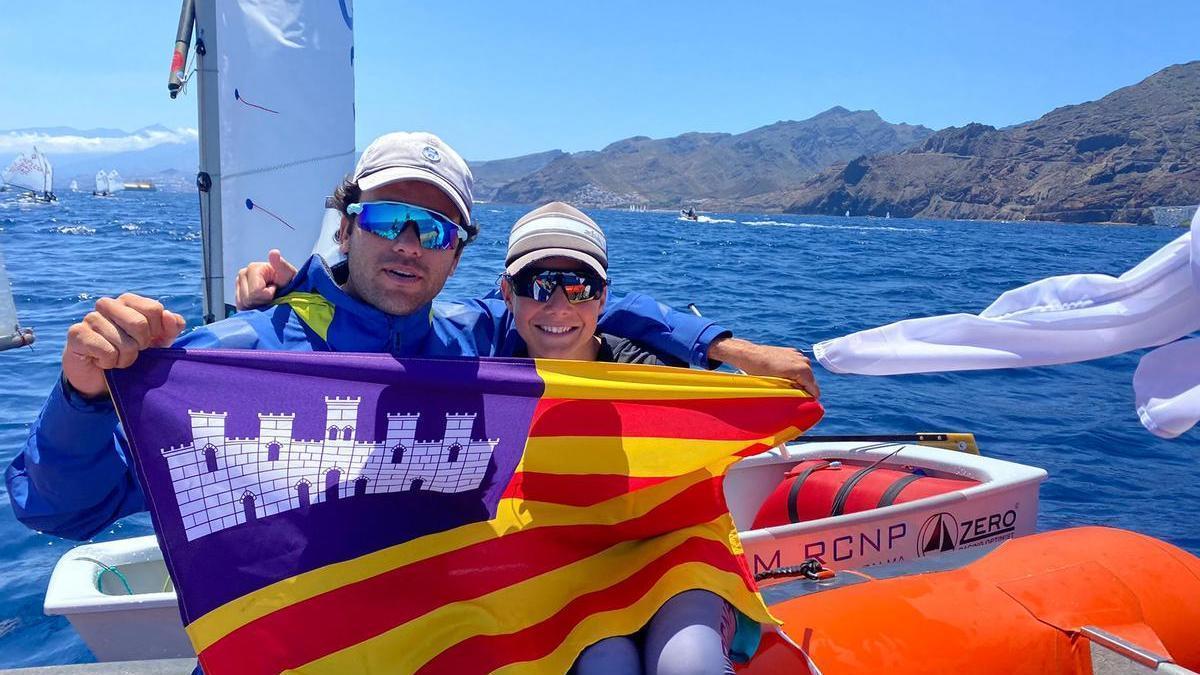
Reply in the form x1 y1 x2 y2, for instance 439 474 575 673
41 435 1200 673
681 207 699 221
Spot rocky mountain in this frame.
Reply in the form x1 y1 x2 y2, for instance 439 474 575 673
492 108 934 209
781 62 1200 223
469 150 566 201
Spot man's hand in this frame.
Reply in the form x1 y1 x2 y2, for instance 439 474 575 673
63 294 187 399
708 336 820 397
235 249 298 311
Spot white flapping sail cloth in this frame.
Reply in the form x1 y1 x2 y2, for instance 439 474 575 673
1134 338 1200 439
2 152 47 195
815 211 1200 438
195 0 355 319
1194 210 1200 292
36 148 52 194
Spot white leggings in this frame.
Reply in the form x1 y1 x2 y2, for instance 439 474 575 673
572 589 736 675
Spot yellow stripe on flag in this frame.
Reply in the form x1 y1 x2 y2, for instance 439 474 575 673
494 561 765 675
186 460 739 652
289 514 770 675
535 359 813 401
517 432 800 477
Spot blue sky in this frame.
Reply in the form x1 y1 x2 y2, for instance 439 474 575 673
0 1 1197 160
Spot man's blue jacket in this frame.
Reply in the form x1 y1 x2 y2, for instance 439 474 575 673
6 256 729 540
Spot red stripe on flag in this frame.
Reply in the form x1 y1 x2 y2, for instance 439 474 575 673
500 472 675 506
736 442 776 458
419 536 752 673
529 397 822 440
198 477 731 675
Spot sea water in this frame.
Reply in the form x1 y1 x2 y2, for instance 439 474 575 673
0 192 1194 666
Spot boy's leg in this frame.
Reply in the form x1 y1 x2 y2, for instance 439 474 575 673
644 589 736 675
574 635 642 675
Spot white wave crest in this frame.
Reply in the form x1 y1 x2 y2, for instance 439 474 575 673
741 219 932 234
678 215 736 224
50 225 96 235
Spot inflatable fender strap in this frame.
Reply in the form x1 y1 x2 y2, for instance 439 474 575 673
877 473 923 508
787 461 829 524
830 465 882 517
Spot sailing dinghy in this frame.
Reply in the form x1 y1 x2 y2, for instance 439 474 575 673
108 170 125 194
0 240 35 351
2 147 56 202
92 170 111 196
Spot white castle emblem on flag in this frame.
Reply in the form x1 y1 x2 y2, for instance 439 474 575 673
160 396 499 541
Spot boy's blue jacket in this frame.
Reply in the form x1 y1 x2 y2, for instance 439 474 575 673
6 256 729 540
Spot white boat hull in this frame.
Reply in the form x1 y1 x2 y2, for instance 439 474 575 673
728 442 1045 575
43 536 192 661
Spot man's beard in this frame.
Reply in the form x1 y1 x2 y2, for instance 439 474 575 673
344 255 430 316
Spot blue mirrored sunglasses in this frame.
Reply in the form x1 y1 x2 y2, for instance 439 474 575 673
346 201 468 250
507 269 607 304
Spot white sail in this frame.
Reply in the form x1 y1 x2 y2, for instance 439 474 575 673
192 0 355 320
70 180 79 192
0 240 35 351
2 151 48 195
2 153 26 188
36 148 53 196
94 170 109 195
108 170 125 192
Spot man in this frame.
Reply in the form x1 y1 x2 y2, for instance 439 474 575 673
7 131 816 541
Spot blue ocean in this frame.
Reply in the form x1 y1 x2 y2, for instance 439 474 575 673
0 192 1195 667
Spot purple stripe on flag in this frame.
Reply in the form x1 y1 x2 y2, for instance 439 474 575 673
108 349 544 621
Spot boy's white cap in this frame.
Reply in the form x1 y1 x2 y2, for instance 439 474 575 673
506 202 607 277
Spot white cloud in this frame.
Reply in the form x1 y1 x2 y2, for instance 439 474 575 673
0 128 198 155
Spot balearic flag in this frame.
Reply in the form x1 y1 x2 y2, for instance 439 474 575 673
108 349 823 673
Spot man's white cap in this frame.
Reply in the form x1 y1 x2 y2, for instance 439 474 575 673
353 131 475 231
506 202 607 278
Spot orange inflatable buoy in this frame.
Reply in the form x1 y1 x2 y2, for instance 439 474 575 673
742 527 1200 674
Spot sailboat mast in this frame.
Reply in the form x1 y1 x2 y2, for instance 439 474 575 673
168 0 194 100
167 0 355 324
171 0 225 323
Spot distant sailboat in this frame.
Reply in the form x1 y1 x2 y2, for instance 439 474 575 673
92 170 111 196
886 211 891 219
70 179 79 192
0 241 35 351
2 147 56 202
108 170 126 193
845 210 850 217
